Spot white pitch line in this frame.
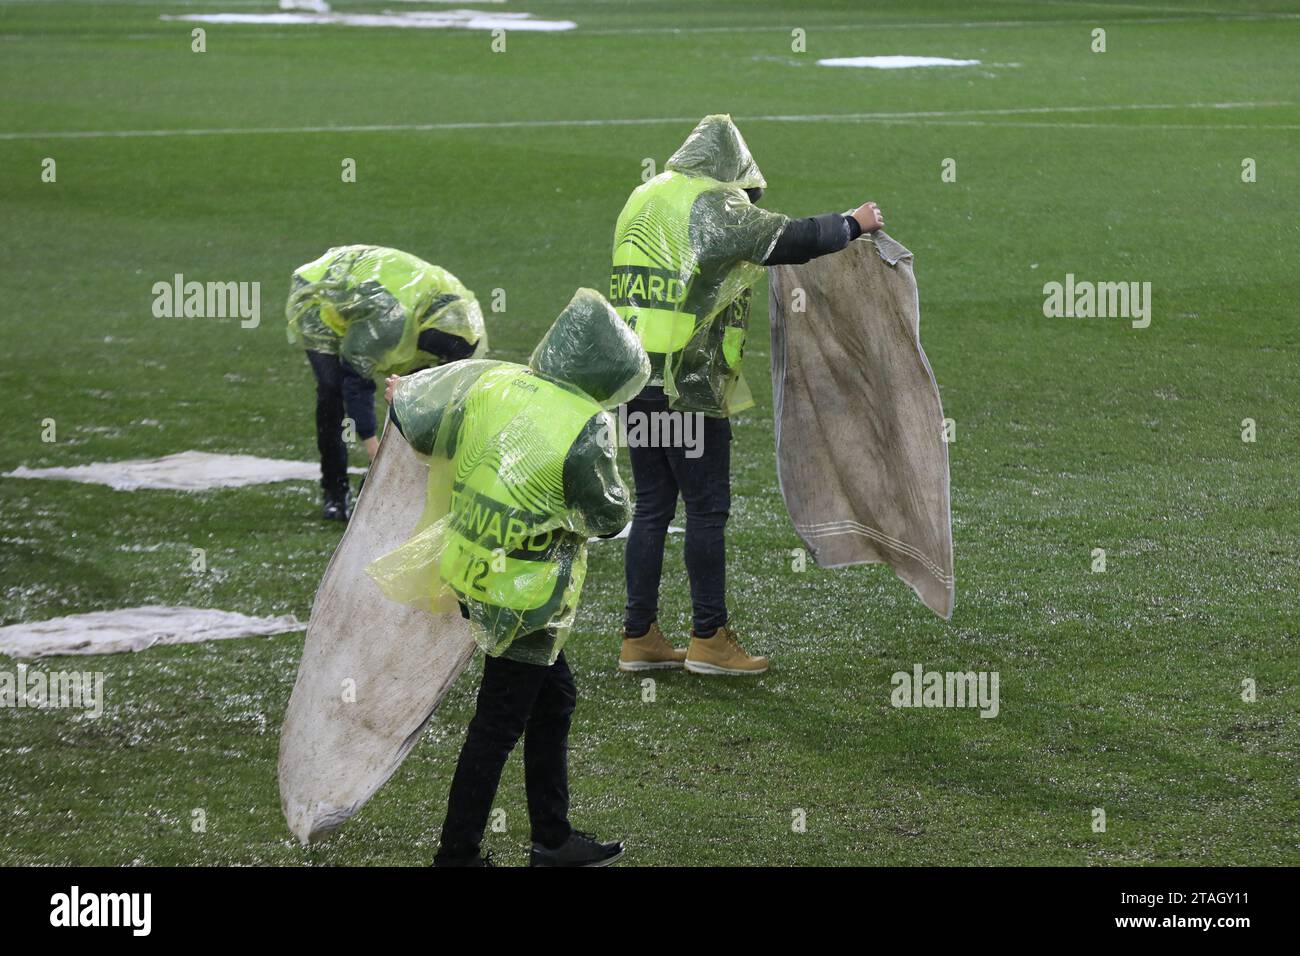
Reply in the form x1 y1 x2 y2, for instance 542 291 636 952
870 119 1300 131
0 101 1290 142
751 101 1292 122
1034 0 1251 15
1 5 1297 33
574 12 1300 35
894 117 1300 130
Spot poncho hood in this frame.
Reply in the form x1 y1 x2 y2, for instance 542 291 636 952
665 114 767 190
529 288 650 409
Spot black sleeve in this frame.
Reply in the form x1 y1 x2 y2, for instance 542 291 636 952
763 212 862 266
416 327 477 363
387 403 407 440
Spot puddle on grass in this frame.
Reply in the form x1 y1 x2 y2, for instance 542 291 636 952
818 56 982 69
161 9 576 32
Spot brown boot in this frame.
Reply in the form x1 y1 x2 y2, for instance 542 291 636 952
618 622 687 672
685 624 769 676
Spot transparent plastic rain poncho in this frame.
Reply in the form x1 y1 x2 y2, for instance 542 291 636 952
285 245 487 378
610 114 791 417
366 289 650 665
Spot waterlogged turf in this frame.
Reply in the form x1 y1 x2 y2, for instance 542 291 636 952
1 0 1297 866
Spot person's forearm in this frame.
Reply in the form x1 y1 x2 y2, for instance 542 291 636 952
416 327 477 363
340 358 379 445
763 212 862 266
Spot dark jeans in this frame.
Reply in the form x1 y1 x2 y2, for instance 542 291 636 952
306 350 376 495
435 649 575 863
623 392 732 637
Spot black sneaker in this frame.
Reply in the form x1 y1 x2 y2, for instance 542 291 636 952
530 830 625 867
321 489 351 522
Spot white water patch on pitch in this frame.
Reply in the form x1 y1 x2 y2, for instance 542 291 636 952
161 9 576 31
818 56 981 69
278 0 509 7
5 450 364 492
0 606 303 658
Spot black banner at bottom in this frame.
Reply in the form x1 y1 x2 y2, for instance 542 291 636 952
0 865 1277 941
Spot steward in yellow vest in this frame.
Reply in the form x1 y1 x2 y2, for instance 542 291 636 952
285 245 487 521
371 289 648 868
287 245 486 379
610 114 884 675
373 288 648 663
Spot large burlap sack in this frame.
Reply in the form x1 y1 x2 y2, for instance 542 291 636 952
768 231 954 619
278 428 475 845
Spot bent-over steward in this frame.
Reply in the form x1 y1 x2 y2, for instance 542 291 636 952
286 245 487 378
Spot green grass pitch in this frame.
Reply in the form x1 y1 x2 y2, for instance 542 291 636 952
1 0 1297 866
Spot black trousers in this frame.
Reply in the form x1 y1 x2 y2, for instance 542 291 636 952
435 649 575 863
306 350 376 495
623 393 732 636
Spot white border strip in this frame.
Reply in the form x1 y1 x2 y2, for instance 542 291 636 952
799 519 954 585
0 101 1290 142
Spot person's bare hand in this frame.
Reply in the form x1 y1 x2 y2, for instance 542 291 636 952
852 201 884 233
384 375 402 404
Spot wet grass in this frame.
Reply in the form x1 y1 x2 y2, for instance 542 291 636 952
1 0 1297 865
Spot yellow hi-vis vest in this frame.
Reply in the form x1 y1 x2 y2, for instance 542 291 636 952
609 172 757 415
610 172 713 358
438 365 599 651
286 245 485 377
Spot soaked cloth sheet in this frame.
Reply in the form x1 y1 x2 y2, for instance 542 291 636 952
6 451 363 492
768 232 954 618
279 428 475 845
0 606 303 659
